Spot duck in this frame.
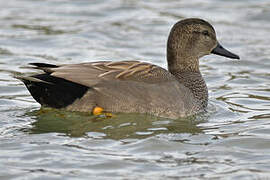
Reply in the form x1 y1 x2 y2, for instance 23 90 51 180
17 18 240 119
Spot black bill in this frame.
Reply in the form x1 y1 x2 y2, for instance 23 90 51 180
211 43 240 60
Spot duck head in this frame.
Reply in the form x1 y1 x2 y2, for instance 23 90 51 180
167 18 239 73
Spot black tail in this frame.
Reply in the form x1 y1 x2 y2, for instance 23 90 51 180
20 74 89 108
29 63 59 68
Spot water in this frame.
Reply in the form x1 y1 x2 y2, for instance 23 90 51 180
1 0 270 179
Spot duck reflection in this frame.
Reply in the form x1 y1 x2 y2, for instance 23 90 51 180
26 108 204 139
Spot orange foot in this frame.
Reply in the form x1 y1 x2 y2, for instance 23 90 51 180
92 106 113 118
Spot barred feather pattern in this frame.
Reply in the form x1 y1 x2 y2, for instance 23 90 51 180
173 71 208 109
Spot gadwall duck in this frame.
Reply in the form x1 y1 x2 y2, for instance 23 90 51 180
18 18 239 119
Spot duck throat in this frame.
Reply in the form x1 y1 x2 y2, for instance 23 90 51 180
167 47 200 73
173 71 208 109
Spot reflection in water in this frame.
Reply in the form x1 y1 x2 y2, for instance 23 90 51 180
27 108 203 139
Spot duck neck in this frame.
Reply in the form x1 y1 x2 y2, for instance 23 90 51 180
167 46 200 73
172 70 208 109
167 54 208 108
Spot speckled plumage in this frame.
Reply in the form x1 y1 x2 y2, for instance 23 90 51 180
17 18 239 119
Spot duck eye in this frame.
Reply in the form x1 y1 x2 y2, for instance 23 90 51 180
202 30 209 36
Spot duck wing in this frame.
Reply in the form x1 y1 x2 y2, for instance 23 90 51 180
29 60 175 87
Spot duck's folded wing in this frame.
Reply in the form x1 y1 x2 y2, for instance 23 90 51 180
30 61 176 87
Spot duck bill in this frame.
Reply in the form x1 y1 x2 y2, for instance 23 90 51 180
211 43 240 59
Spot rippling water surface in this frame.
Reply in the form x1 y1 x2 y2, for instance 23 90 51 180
1 0 270 179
